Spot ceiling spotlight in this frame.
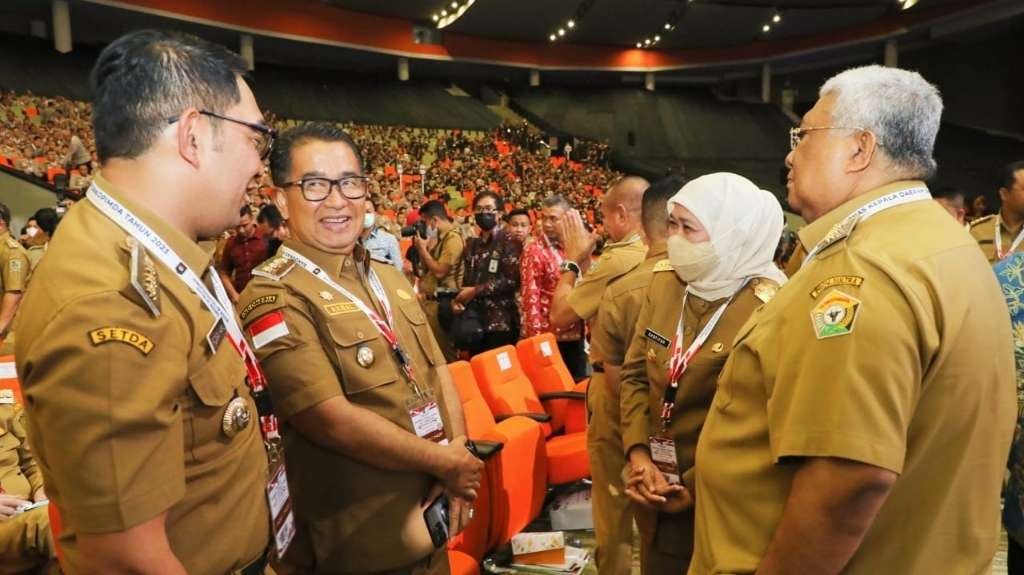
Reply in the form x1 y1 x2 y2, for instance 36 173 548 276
644 38 651 45
432 13 439 21
654 35 660 42
664 23 671 30
773 13 781 23
567 20 575 29
558 28 565 36
451 1 458 7
900 0 919 8
762 24 771 32
441 9 447 16
636 42 643 48
550 34 557 41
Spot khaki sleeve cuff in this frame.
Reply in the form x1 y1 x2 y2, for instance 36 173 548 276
771 429 905 474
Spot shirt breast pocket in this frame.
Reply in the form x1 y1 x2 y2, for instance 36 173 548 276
712 318 758 411
326 319 399 397
398 301 439 367
187 350 247 452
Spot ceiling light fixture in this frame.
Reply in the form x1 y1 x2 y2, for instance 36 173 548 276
900 0 919 9
567 19 575 28
435 0 476 29
762 24 771 32
772 13 781 23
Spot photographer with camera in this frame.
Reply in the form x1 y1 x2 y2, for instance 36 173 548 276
414 200 464 362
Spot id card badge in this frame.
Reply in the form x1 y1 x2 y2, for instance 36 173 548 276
649 435 681 485
488 257 500 274
407 393 449 445
266 457 296 559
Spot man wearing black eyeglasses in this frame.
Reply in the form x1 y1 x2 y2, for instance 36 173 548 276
14 30 275 574
238 122 479 575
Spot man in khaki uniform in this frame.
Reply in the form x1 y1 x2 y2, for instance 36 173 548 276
0 392 56 573
240 122 482 574
14 31 274 574
970 160 1024 263
588 176 679 575
691 66 1014 574
549 176 648 575
0 203 29 356
414 200 464 361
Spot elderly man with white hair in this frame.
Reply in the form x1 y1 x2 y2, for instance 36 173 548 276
689 65 1015 574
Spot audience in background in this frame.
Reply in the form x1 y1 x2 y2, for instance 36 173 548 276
217 205 270 303
361 195 404 272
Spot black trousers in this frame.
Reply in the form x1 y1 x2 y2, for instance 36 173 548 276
1010 534 1024 574
557 339 588 381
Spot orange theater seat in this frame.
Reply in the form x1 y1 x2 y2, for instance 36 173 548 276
48 501 67 569
448 361 546 549
470 348 590 486
0 355 22 406
448 549 479 575
516 334 588 435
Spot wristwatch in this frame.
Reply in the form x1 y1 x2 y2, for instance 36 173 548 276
559 260 582 276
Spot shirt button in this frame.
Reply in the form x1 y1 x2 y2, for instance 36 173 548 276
356 331 365 338
344 260 351 268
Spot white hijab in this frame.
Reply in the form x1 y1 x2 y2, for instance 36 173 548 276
668 172 788 301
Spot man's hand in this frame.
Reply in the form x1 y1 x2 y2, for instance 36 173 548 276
557 209 596 266
623 449 690 513
0 494 31 520
438 436 484 501
455 287 477 305
413 233 427 254
448 495 474 536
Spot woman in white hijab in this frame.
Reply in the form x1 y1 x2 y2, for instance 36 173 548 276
621 172 787 574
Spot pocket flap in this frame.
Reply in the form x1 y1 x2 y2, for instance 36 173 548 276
188 352 245 407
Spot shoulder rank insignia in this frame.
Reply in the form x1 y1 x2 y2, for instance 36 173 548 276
124 237 161 317
810 289 861 339
969 214 995 228
751 278 779 303
252 257 295 281
813 217 857 258
4 236 19 249
652 259 673 272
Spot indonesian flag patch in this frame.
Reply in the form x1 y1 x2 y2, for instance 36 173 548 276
249 310 290 349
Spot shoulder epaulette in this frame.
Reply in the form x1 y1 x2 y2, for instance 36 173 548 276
120 237 161 318
969 214 995 228
4 236 20 249
652 259 673 272
750 277 780 304
252 256 295 281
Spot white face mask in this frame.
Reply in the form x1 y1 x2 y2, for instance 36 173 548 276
363 212 375 229
25 226 39 238
667 234 719 283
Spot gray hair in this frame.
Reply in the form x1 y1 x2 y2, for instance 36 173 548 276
541 194 571 210
820 65 942 179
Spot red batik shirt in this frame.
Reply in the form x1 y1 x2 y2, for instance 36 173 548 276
520 236 584 341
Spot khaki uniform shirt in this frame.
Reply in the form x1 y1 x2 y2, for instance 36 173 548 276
13 174 270 575
419 227 464 295
238 242 453 573
969 213 1024 264
566 233 647 325
0 401 43 499
0 232 29 294
690 181 1016 574
25 244 46 275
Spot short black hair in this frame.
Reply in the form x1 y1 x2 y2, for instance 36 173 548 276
269 122 363 187
0 202 9 227
32 208 59 237
473 190 504 212
541 195 571 210
642 175 687 238
90 30 249 163
239 205 253 218
505 208 530 221
420 200 450 221
1001 161 1024 190
931 184 964 203
257 204 283 228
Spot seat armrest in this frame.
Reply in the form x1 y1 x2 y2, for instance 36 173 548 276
495 412 553 423
466 439 505 461
538 391 586 401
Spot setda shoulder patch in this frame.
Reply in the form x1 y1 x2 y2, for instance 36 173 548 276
810 275 864 299
810 290 861 339
239 294 278 320
88 327 156 355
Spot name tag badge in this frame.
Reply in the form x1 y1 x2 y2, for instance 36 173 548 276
649 435 681 485
408 395 448 445
266 458 296 559
488 258 500 274
644 328 670 348
206 317 227 354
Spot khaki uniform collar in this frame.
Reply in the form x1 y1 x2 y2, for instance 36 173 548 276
646 240 667 260
92 173 213 273
282 238 366 277
997 211 1024 237
604 232 644 249
797 180 926 252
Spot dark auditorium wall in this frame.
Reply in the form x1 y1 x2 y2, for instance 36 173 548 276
0 34 501 131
